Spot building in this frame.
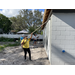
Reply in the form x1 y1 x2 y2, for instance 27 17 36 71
42 9 75 65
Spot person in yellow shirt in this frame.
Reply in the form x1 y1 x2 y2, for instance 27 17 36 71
21 33 33 61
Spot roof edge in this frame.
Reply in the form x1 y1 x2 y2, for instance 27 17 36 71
42 9 51 30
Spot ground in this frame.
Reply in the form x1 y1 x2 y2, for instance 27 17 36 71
0 42 50 65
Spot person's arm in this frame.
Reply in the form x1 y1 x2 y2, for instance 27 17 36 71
21 40 24 45
21 38 26 45
30 33 33 40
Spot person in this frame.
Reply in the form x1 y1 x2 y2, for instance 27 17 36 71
20 34 24 43
21 33 33 61
33 34 39 45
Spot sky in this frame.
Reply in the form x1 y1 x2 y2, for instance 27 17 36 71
0 9 44 18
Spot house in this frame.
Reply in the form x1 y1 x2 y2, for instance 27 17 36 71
42 9 75 65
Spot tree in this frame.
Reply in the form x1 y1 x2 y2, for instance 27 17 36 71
0 14 12 34
0 28 3 34
10 14 28 32
9 17 17 30
28 26 36 34
28 25 42 34
19 9 42 27
10 9 43 33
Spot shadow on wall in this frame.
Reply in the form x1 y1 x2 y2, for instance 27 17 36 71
46 36 48 50
45 36 49 58
51 13 75 65
54 13 75 29
52 44 75 65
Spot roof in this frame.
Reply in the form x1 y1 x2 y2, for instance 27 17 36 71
42 9 51 24
42 9 51 29
42 9 75 30
17 30 28 34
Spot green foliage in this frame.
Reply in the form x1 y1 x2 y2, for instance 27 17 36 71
28 26 35 33
41 31 43 35
0 37 14 42
28 26 41 34
10 9 43 33
4 43 20 47
0 14 12 33
0 42 20 51
0 45 5 51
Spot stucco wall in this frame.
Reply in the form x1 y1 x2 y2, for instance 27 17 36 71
43 19 51 62
51 13 75 65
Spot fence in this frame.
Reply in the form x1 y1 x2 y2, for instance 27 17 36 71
0 34 43 40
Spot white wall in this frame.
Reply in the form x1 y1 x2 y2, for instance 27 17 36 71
51 13 75 65
43 19 51 63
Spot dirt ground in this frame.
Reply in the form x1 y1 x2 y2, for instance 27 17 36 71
0 42 50 65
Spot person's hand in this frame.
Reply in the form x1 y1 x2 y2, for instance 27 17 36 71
31 33 33 35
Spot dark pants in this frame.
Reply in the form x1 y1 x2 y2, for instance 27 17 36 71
23 48 31 60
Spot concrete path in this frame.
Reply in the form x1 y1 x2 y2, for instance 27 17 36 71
0 42 50 65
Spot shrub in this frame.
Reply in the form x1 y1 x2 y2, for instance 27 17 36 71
0 37 14 42
0 42 20 51
0 45 5 51
41 31 43 35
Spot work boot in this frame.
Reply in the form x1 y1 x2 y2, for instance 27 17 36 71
29 59 32 61
29 58 32 61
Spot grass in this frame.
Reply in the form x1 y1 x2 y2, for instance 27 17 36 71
0 42 20 52
0 37 20 42
0 36 20 51
0 45 5 51
0 37 15 42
